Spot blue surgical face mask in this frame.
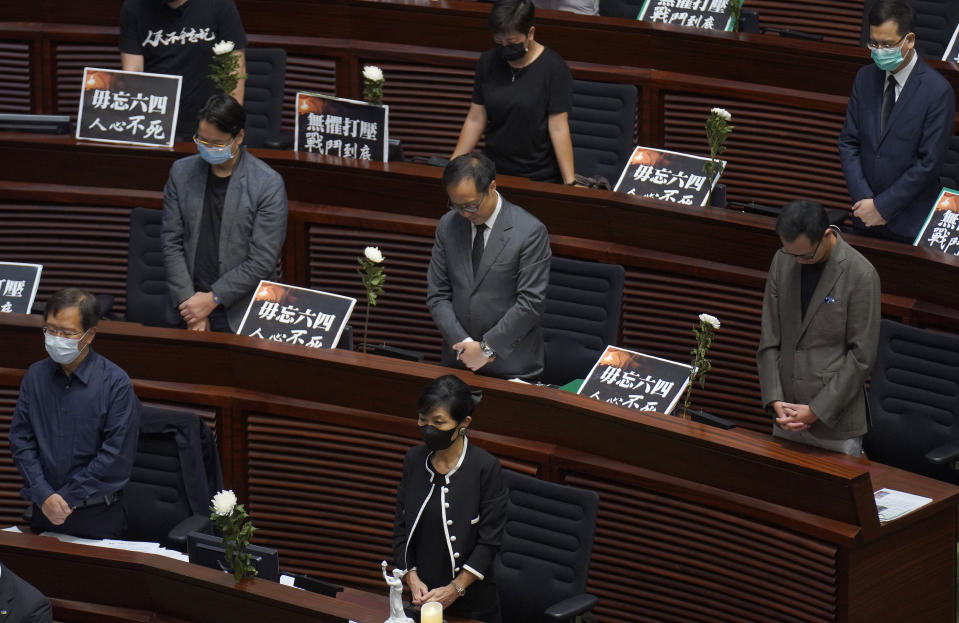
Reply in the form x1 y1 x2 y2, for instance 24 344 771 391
44 330 89 365
197 140 235 165
871 41 906 72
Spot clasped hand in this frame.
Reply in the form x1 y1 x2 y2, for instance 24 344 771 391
852 198 886 227
453 340 493 371
406 570 460 609
42 493 72 525
773 400 818 431
179 291 217 331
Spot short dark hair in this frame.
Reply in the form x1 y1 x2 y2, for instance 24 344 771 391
44 288 99 331
417 375 477 424
443 152 496 193
776 200 830 244
488 0 535 35
868 0 916 37
198 93 246 136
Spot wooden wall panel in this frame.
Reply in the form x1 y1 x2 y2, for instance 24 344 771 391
563 470 839 623
0 386 23 527
748 1 865 45
54 43 120 120
282 54 337 131
0 203 132 315
663 92 849 212
0 42 31 114
307 224 443 361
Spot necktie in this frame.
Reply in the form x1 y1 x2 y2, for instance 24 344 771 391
472 224 487 275
881 74 896 134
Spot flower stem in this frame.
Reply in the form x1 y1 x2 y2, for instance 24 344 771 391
362 302 370 353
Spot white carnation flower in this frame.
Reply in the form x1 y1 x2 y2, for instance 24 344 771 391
212 40 235 56
699 313 721 329
363 65 384 83
364 246 384 263
212 489 237 516
711 107 731 121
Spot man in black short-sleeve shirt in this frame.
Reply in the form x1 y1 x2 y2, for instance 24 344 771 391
472 47 571 182
119 0 247 140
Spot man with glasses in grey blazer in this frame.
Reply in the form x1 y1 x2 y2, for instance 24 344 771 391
427 153 551 381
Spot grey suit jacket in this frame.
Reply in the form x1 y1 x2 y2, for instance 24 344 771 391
161 148 288 332
426 196 551 380
757 236 881 441
0 564 53 623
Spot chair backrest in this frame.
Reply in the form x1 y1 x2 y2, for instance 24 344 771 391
938 135 959 190
598 0 642 19
126 207 179 327
864 319 959 482
541 256 625 385
568 79 637 183
859 0 959 60
123 404 223 545
243 47 287 149
496 470 599 623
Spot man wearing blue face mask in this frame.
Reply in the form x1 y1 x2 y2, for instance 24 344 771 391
9 288 141 539
838 0 955 243
161 93 288 332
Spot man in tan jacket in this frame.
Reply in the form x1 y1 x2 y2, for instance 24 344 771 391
757 200 881 456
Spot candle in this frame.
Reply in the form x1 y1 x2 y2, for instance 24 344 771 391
421 601 443 623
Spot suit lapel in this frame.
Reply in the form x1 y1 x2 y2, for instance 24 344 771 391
798 240 846 340
185 157 207 270
0 567 14 616
879 58 923 145
219 149 248 263
781 255 802 350
472 201 512 291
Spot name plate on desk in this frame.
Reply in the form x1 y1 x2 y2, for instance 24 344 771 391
0 262 42 315
237 281 356 349
578 345 692 415
295 92 389 162
76 68 181 148
637 0 739 31
914 187 959 255
613 146 725 207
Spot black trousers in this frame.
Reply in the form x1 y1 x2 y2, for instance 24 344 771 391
31 500 127 540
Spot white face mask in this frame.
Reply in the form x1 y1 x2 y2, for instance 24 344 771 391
44 330 89 365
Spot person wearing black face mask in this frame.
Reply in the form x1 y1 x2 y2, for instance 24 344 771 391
393 375 507 623
451 0 575 185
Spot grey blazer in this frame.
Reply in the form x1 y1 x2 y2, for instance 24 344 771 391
161 149 288 332
426 196 551 380
757 236 881 441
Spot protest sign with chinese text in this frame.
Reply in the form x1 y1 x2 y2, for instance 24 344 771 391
943 24 959 62
914 187 959 254
295 92 389 162
613 146 725 207
637 0 739 31
578 345 693 415
76 68 181 148
237 281 356 349
0 262 42 315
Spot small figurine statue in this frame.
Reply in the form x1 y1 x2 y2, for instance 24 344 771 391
381 561 414 623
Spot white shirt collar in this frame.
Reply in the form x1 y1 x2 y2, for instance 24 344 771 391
473 191 503 239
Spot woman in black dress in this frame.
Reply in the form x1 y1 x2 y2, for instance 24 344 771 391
393 375 507 622
451 0 576 184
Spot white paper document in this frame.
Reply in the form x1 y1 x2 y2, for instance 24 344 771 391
874 488 932 523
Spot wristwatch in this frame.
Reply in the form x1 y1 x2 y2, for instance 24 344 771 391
479 341 495 359
451 580 466 597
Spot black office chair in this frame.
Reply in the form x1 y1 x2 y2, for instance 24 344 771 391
541 256 625 386
122 404 224 551
598 0 642 19
496 470 599 623
860 1 959 60
243 47 292 149
569 80 637 184
938 135 959 190
863 320 959 483
125 207 179 327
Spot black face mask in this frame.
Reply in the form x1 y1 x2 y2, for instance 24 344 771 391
420 425 458 452
497 41 528 62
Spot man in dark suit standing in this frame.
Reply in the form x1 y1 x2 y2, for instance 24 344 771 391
427 153 551 381
757 201 881 456
0 563 52 623
838 0 955 243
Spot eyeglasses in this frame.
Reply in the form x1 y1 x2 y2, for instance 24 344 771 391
193 134 235 149
447 196 485 214
782 237 823 261
42 326 84 339
866 33 908 51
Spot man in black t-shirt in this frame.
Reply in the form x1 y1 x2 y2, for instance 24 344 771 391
119 0 248 140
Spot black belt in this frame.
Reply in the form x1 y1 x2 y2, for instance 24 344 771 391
72 491 121 510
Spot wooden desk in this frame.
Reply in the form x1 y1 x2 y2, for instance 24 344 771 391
0 314 956 622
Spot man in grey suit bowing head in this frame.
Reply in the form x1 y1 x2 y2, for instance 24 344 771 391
427 152 551 381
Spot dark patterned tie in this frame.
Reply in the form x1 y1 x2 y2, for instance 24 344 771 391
881 74 896 134
471 224 487 275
